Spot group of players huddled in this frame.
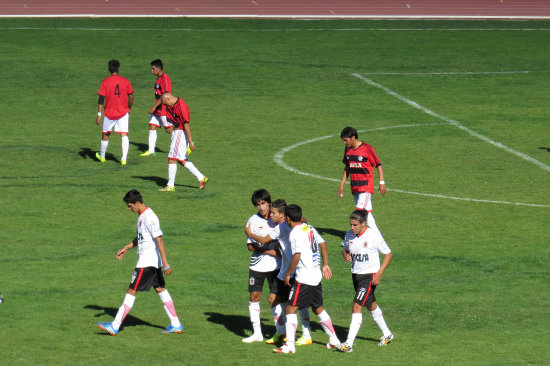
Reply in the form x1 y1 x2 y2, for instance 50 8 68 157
95 59 208 192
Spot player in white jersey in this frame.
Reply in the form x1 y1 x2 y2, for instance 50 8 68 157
242 189 281 343
337 210 393 352
245 199 313 346
273 204 342 354
96 190 183 336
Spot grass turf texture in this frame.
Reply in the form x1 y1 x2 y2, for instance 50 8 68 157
0 18 549 365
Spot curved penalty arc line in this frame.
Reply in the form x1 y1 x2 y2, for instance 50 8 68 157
273 124 550 208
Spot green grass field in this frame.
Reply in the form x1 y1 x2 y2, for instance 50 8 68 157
1 18 549 365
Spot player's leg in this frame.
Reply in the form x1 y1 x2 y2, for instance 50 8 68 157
156 287 183 334
159 130 182 191
120 133 129 165
368 301 393 346
97 115 115 162
311 285 341 348
243 270 265 343
180 131 208 189
141 115 159 156
113 114 130 165
296 307 312 345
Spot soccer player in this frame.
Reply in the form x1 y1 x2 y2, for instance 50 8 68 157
242 189 281 343
157 92 208 192
273 204 342 354
96 190 183 336
95 59 134 165
245 199 313 346
338 210 393 352
337 126 386 233
140 59 174 157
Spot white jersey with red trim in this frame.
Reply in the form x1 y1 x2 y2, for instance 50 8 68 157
246 213 280 272
269 222 293 281
136 207 163 268
290 223 324 286
343 227 391 274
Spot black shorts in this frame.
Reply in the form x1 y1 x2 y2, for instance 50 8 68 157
352 273 376 308
129 267 165 292
275 277 294 303
248 269 279 294
288 282 323 309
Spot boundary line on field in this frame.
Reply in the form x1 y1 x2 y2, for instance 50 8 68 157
273 124 550 208
2 26 550 31
352 73 550 174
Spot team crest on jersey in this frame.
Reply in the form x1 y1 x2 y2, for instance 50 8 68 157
358 156 364 161
249 277 255 286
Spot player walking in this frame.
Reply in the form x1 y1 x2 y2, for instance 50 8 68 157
273 204 342 354
157 92 208 192
96 190 183 336
245 199 313 346
140 59 174 157
337 210 393 352
242 189 281 343
95 59 134 165
337 126 386 233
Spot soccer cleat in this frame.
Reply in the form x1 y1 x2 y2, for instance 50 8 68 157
95 152 106 163
272 344 295 354
161 324 183 334
120 160 127 166
139 151 156 157
265 332 286 344
378 333 394 346
96 322 118 336
199 176 209 190
295 336 312 346
323 342 341 350
336 342 353 353
242 333 264 343
158 185 176 192
186 146 192 156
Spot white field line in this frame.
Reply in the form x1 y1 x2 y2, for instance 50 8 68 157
273 125 550 208
362 71 531 75
352 73 550 173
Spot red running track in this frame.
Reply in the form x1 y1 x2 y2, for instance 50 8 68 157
1 0 550 18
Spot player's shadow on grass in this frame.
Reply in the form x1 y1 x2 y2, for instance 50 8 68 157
130 141 167 154
85 304 164 333
79 148 119 163
314 227 346 240
132 175 198 189
539 147 550 153
204 312 251 337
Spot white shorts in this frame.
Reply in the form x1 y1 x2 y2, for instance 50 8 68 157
102 113 129 134
148 114 173 128
353 192 373 212
168 129 189 163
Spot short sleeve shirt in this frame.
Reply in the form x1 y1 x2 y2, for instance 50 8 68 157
154 73 171 116
98 75 134 120
246 213 280 272
343 142 382 194
135 207 164 268
269 222 293 280
166 98 190 130
343 228 391 274
290 223 323 286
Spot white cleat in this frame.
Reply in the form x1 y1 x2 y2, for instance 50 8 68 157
242 333 264 343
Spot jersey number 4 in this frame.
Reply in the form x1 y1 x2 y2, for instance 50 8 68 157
114 84 121 97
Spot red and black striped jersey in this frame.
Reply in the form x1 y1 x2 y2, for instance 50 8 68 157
154 73 172 116
98 75 134 120
343 142 381 194
166 98 190 130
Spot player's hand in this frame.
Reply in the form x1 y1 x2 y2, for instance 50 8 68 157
96 116 101 125
372 272 382 285
342 250 352 262
284 274 291 287
379 183 387 196
163 265 172 276
189 141 196 151
322 265 332 280
116 248 127 261
338 189 344 198
148 107 156 114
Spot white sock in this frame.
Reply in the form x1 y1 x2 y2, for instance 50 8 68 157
158 290 181 327
285 313 298 349
183 161 204 181
121 135 129 161
249 301 262 336
371 305 391 337
148 130 157 153
299 308 311 338
100 140 109 158
167 164 177 187
317 310 340 345
367 212 383 236
346 312 363 346
271 304 285 335
113 293 135 330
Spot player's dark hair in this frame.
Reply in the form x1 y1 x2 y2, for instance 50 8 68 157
251 189 271 206
151 59 164 70
108 59 120 73
341 126 358 139
124 189 143 204
285 204 302 223
271 199 287 213
350 209 367 223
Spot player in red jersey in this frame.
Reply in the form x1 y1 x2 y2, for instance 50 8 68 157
157 93 208 192
95 59 134 165
140 59 174 157
337 127 386 233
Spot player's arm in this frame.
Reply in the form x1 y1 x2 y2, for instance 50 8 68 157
127 93 134 111
319 242 332 280
372 252 392 286
155 236 172 276
183 122 195 151
245 223 273 245
284 252 301 286
342 248 352 262
116 237 137 260
338 165 350 197
148 95 162 114
377 165 386 195
96 95 105 125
